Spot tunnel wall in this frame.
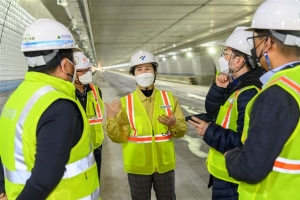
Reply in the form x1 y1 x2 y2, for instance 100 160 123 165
0 0 36 112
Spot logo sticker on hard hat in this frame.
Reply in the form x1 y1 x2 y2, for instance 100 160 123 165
22 34 35 41
57 35 72 39
140 55 146 60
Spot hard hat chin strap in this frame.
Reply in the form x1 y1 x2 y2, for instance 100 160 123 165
270 30 300 47
25 50 59 67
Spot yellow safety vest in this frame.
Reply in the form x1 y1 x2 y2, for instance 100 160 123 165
86 84 104 149
0 72 100 200
120 90 176 174
239 66 300 200
207 86 260 184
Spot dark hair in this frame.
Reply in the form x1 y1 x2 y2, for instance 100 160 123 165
129 63 157 75
231 49 253 70
255 29 300 57
24 49 74 74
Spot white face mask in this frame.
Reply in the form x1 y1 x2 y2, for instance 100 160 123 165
78 70 93 85
135 73 155 87
218 57 229 75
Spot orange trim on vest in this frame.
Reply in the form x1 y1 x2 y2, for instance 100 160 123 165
126 94 137 136
128 136 152 143
126 91 173 139
268 76 300 94
221 91 239 128
161 91 172 117
155 134 172 142
274 160 300 170
89 84 103 124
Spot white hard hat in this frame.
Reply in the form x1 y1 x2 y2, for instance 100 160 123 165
21 19 76 52
221 27 253 56
130 50 159 68
74 52 92 70
250 0 300 31
248 0 300 47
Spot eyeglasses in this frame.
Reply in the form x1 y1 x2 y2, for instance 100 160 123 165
247 35 269 46
67 59 74 66
221 49 233 57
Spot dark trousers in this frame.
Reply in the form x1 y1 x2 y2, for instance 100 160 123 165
128 170 176 200
93 145 102 180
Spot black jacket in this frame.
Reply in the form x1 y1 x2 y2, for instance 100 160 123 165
204 68 263 154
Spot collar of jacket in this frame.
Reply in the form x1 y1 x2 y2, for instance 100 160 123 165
136 85 156 102
25 71 76 99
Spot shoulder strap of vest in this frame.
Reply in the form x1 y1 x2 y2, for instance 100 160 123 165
88 84 103 124
126 93 137 136
223 86 260 128
221 90 240 128
266 76 300 94
160 90 172 117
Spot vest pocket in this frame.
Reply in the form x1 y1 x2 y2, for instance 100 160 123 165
162 140 175 165
124 143 145 166
87 101 96 117
90 125 102 148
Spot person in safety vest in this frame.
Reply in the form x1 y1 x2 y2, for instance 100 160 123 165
224 0 300 199
0 19 100 200
73 51 105 180
105 50 187 200
188 27 263 200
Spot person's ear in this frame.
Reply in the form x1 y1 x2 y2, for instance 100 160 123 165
236 56 246 67
60 58 68 70
263 37 273 53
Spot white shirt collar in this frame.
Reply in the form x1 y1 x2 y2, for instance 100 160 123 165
260 61 300 87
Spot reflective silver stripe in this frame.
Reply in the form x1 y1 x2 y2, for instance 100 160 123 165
155 132 172 143
79 187 100 200
3 165 31 184
15 86 56 171
62 152 95 178
128 140 152 144
4 152 95 184
273 157 300 174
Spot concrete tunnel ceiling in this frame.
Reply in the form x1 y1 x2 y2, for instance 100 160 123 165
40 0 265 67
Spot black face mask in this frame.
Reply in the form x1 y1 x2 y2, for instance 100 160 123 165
250 47 261 67
250 35 269 68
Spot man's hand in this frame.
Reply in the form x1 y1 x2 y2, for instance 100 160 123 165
157 114 176 127
105 99 121 119
187 116 210 137
216 73 229 88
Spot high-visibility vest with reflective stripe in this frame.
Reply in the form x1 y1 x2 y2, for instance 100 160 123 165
120 89 175 174
206 85 260 184
86 84 104 149
0 72 100 200
239 66 300 200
